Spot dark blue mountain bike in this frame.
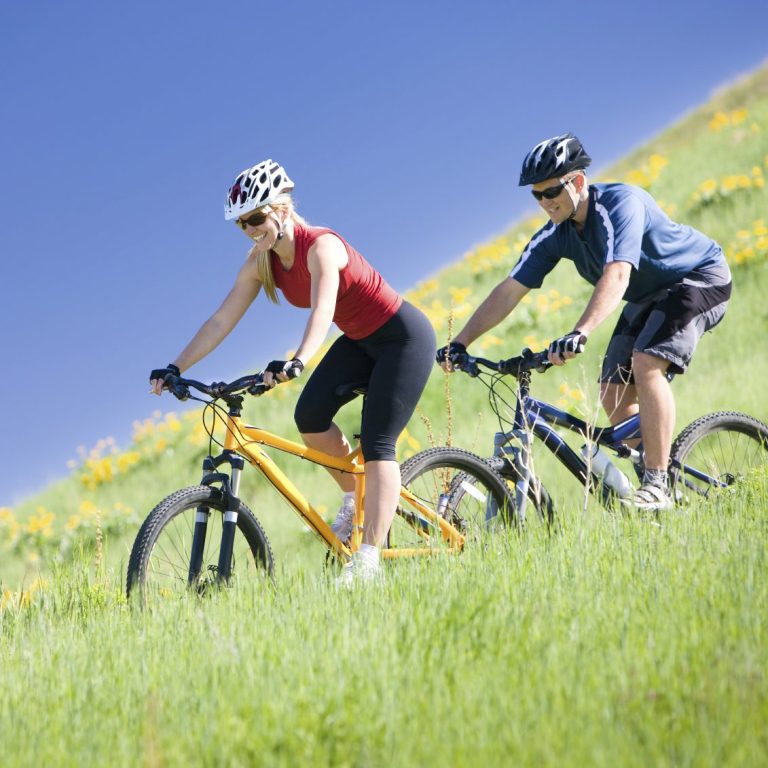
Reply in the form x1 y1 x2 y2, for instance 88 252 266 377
451 347 768 524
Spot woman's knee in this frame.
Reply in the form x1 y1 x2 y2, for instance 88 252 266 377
294 400 331 435
361 434 398 462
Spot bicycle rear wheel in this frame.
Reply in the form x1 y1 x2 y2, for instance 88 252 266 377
390 447 515 550
669 411 768 501
126 485 274 602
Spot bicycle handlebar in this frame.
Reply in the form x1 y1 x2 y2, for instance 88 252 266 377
161 372 269 401
452 348 553 378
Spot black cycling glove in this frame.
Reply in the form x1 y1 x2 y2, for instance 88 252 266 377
435 341 467 364
265 358 304 380
149 363 181 383
548 331 587 358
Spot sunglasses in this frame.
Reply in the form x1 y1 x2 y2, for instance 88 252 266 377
236 207 271 230
531 180 571 201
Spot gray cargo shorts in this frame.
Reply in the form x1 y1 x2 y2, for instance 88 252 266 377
600 261 732 384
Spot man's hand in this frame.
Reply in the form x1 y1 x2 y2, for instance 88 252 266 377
547 331 587 366
436 341 467 373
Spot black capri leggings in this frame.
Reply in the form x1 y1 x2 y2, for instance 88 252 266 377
294 301 436 461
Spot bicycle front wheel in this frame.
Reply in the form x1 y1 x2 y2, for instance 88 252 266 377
669 411 768 501
390 447 515 550
126 485 274 602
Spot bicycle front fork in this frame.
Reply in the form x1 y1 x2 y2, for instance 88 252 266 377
492 430 532 524
189 452 244 587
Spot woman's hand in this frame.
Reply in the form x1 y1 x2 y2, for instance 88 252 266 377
263 358 304 387
149 363 181 395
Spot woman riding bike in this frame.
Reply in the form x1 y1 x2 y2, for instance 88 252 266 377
150 159 435 584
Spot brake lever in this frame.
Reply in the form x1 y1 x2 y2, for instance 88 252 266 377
165 375 190 401
247 374 269 397
452 353 480 377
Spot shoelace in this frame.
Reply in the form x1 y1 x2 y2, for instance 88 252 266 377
331 498 355 538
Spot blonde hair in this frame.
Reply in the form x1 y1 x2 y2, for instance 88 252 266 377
248 194 310 304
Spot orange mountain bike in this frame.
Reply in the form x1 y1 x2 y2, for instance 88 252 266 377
126 372 514 601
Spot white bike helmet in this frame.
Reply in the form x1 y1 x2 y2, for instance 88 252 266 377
225 159 294 220
518 133 591 186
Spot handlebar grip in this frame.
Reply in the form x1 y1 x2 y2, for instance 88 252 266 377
452 353 481 377
163 374 190 401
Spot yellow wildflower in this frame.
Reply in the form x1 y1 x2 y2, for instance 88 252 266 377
730 108 748 125
522 335 542 350
27 507 54 535
708 112 729 132
626 169 651 188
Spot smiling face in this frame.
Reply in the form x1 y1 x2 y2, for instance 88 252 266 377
531 172 585 225
237 207 283 251
531 177 575 224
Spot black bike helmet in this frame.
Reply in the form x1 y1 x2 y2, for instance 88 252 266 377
518 133 592 186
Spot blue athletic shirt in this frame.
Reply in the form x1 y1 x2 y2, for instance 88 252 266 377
509 183 726 303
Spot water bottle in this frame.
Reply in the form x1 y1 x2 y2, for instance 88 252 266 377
580 444 633 499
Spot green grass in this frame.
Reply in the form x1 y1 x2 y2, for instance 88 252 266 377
1 482 766 767
1 63 768 768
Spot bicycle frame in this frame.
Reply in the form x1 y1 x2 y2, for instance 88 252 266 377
194 400 466 583
494 367 642 517
488 362 732 519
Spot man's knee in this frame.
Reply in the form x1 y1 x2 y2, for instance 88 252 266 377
632 350 669 375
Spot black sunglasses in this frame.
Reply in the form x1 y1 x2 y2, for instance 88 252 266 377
531 180 570 201
236 208 270 230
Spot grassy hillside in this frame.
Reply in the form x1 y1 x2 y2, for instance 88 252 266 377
5 63 767 593
1 489 766 766
0 63 767 767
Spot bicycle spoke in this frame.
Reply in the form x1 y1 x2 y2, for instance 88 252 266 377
127 486 273 602
671 414 768 501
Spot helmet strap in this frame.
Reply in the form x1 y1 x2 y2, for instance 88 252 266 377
271 211 286 240
564 173 583 220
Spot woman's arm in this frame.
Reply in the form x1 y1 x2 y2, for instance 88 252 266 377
172 259 262 372
293 233 348 364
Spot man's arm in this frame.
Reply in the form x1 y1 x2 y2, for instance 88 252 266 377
547 260 632 366
454 277 531 347
573 260 632 335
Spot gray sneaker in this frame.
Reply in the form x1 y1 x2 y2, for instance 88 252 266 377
629 483 674 513
330 495 355 543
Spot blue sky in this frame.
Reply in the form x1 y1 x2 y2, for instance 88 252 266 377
1 0 766 506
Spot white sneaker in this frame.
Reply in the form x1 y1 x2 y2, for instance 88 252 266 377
626 483 674 513
336 549 381 588
331 493 355 543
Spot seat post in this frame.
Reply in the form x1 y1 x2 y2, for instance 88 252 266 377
332 380 370 551
351 388 368 550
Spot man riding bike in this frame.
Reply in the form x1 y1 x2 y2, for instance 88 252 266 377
438 133 731 512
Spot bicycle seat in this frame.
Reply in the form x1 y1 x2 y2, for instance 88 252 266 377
335 381 369 398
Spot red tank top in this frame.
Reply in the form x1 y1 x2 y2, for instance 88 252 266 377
270 224 403 340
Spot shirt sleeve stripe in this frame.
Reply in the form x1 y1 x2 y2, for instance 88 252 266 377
594 191 615 263
509 222 557 278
